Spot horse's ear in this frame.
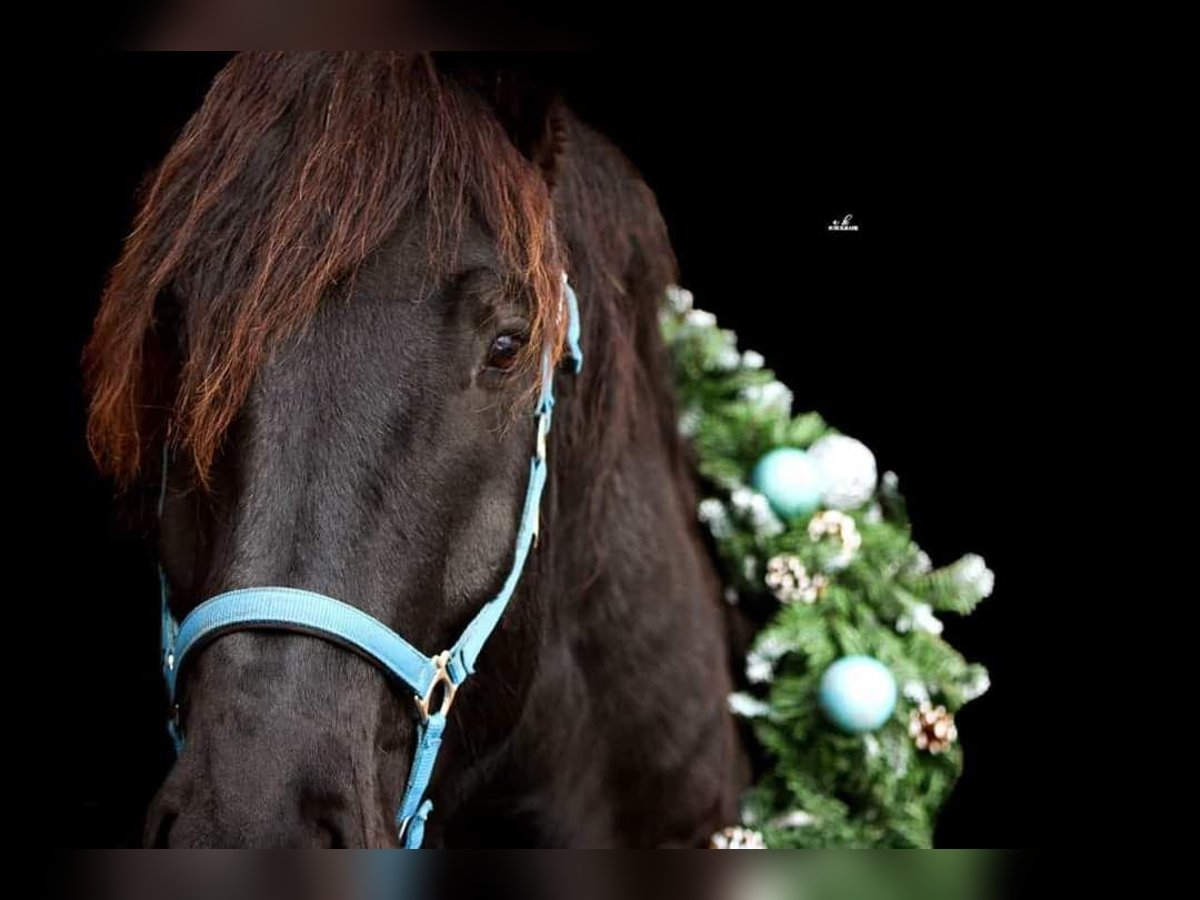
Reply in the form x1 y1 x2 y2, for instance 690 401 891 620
492 71 566 187
441 56 567 188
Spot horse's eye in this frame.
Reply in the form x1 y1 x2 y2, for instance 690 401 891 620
486 333 526 371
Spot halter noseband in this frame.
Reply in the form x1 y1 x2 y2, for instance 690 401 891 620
159 276 584 848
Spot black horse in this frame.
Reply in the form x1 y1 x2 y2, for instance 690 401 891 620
85 52 749 848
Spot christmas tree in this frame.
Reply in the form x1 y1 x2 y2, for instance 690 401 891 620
661 288 995 849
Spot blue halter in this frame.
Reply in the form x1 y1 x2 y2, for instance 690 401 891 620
159 276 584 848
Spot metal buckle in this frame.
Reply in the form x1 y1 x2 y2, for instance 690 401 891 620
414 651 458 722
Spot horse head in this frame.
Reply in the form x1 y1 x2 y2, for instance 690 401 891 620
86 52 746 848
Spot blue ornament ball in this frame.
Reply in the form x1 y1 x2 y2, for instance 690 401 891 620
818 656 898 734
751 447 824 518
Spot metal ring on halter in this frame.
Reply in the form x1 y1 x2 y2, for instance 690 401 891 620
396 812 413 845
414 651 458 722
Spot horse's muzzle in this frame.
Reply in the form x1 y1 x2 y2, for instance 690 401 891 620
145 632 403 848
146 725 383 848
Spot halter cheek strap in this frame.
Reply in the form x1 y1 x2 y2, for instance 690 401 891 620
159 275 583 848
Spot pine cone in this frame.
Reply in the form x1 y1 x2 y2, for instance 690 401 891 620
909 702 958 754
709 826 767 849
765 554 828 604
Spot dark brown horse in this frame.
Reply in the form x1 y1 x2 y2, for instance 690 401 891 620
85 52 748 848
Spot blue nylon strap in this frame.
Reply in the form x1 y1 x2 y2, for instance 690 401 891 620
448 443 548 683
160 567 178 686
563 273 584 373
166 587 440 702
157 443 184 754
160 276 583 848
395 713 446 848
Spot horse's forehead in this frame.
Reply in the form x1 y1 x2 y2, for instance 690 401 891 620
353 214 506 296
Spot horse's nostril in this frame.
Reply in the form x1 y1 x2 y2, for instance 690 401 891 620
302 789 357 848
150 809 177 848
316 818 348 849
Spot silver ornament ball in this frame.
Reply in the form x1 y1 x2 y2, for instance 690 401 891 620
809 434 877 510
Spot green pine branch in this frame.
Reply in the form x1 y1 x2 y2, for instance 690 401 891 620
662 290 996 848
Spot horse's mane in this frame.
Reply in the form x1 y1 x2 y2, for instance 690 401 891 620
85 52 566 486
551 116 685 516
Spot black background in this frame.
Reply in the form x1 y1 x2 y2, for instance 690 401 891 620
34 54 1038 847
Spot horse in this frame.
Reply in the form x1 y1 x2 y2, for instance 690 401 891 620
84 52 750 848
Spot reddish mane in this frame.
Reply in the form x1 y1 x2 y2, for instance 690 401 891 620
85 52 564 486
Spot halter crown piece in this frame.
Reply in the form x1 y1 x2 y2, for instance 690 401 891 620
158 274 584 848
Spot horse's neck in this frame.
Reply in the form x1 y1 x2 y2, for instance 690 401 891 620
507 358 742 845
448 119 746 844
552 403 709 633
